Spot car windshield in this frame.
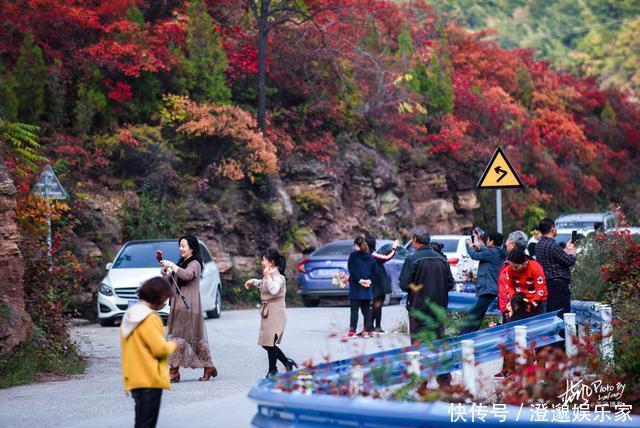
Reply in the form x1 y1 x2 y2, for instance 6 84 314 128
113 242 181 269
556 221 595 229
313 243 354 257
432 239 459 253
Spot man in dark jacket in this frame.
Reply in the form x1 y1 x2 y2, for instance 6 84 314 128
536 218 576 320
399 226 454 386
460 232 506 334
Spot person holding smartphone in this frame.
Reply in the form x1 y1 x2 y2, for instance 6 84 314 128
460 231 506 334
535 218 576 322
159 235 216 383
365 237 400 335
344 237 377 339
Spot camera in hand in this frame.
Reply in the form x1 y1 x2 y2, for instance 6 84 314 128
472 226 485 239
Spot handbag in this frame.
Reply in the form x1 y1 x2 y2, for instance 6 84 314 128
260 301 269 319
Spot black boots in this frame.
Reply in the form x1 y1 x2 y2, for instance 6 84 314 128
284 358 298 372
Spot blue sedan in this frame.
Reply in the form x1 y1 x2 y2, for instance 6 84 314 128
296 239 408 307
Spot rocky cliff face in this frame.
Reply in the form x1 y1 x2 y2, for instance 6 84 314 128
183 141 478 282
77 141 478 295
0 149 30 354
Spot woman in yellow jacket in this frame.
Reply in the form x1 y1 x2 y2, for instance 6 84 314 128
120 277 183 428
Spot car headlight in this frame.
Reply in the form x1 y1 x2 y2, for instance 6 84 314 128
99 283 114 296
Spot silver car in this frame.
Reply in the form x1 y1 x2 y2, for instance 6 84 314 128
555 212 617 231
97 239 222 326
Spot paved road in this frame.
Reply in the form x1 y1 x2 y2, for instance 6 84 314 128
0 305 500 427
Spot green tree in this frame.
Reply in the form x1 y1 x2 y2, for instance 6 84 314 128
515 66 533 109
576 17 640 97
13 32 47 123
396 25 414 63
0 62 18 121
431 0 640 99
46 59 66 127
167 44 190 96
522 205 547 234
185 0 231 103
403 51 454 117
73 80 107 136
131 72 162 120
121 185 186 241
425 53 454 116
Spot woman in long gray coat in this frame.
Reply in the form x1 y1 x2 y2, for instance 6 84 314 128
160 235 216 383
244 248 297 378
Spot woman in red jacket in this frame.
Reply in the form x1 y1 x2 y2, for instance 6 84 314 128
495 248 548 378
504 248 547 320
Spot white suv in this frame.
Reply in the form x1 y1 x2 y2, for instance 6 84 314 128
97 239 223 326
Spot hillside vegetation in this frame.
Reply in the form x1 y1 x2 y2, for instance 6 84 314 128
0 0 639 385
430 0 640 101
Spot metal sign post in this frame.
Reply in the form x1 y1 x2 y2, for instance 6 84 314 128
44 173 52 264
32 165 68 270
496 189 503 234
476 147 524 234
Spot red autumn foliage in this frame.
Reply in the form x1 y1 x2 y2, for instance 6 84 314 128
0 0 638 220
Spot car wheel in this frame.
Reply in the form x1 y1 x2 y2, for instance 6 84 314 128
99 318 115 327
206 285 222 319
302 297 320 307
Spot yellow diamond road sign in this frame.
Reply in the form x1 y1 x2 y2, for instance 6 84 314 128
476 147 524 189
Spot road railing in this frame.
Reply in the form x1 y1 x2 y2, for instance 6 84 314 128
248 298 628 427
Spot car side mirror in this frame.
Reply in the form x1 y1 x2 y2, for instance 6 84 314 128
105 262 113 271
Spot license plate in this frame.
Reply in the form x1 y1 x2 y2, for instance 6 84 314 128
128 299 139 307
312 269 341 278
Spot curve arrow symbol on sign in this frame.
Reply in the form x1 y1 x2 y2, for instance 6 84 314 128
494 166 508 183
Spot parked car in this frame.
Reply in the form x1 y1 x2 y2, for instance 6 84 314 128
97 239 222 326
405 235 479 287
555 212 617 232
297 239 407 307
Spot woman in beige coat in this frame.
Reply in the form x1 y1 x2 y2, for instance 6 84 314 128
245 248 297 378
160 235 216 383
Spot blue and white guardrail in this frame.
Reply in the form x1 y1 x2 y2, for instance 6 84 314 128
248 296 632 427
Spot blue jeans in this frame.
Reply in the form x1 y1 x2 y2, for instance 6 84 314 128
460 294 497 334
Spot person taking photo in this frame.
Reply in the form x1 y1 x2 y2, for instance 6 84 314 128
160 235 216 383
460 231 505 334
364 236 399 335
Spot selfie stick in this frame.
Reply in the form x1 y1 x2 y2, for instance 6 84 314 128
163 267 190 310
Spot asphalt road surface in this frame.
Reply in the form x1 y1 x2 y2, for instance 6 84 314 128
0 305 500 427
